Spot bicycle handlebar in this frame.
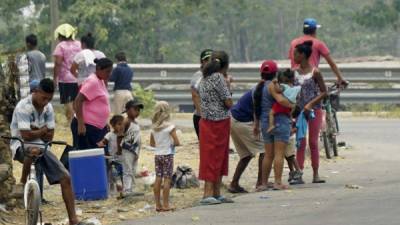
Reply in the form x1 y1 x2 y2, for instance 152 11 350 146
1 135 67 156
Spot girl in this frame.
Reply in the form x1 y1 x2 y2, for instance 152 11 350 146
293 41 328 183
150 101 180 212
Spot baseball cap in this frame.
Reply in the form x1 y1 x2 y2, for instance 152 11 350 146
260 60 278 74
200 49 213 61
303 18 321 29
122 99 144 113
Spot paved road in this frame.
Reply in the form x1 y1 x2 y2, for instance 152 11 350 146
120 117 400 225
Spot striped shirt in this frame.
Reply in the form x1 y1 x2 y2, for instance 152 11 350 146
10 95 55 158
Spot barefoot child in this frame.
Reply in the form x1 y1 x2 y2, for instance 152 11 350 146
268 69 301 133
150 101 180 212
97 115 125 194
120 99 144 197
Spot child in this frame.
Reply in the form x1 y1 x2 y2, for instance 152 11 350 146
150 101 180 212
267 69 301 133
285 124 304 185
120 99 144 197
97 115 125 194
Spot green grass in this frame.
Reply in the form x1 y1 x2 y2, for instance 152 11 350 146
346 104 400 118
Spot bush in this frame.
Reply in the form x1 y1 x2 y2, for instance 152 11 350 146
133 84 156 118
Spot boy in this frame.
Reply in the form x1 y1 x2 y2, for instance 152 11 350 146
120 99 144 197
25 34 46 83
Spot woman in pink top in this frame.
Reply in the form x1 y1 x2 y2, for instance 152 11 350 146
53 23 81 124
71 58 113 150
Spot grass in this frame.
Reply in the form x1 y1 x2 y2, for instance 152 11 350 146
345 104 400 118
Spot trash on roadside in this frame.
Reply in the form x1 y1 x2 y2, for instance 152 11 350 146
331 171 340 174
192 216 200 221
259 196 269 200
138 203 153 213
0 204 7 213
84 217 102 225
280 204 290 207
345 184 362 189
76 208 82 216
338 142 346 147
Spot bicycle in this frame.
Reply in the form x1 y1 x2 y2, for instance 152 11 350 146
1 135 67 225
321 83 347 159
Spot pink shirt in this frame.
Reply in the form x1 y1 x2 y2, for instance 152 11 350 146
80 74 110 129
288 35 330 69
53 40 81 83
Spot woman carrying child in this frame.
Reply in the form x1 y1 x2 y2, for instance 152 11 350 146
293 41 327 183
150 101 180 212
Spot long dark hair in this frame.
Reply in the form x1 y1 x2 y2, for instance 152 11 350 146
295 41 313 59
202 51 229 77
253 72 277 119
81 32 95 49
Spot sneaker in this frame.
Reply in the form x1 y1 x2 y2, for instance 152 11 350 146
215 196 234 203
290 171 305 185
288 171 295 183
199 197 222 205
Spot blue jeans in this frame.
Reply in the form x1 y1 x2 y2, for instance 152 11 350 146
261 114 291 144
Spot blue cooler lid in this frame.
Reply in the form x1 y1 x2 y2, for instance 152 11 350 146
69 148 105 158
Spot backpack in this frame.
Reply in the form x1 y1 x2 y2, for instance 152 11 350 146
171 166 200 189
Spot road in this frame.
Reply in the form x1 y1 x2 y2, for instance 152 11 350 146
119 117 400 225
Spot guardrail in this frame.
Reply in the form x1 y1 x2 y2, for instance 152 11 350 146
18 63 400 111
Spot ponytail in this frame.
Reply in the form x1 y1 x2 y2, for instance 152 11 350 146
253 80 265 120
295 40 313 59
202 51 229 77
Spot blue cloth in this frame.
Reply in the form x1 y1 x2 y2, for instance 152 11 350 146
281 84 301 104
295 110 315 149
231 90 254 122
109 63 134 91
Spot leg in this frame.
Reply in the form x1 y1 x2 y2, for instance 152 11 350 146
256 153 264 187
286 156 294 172
162 178 172 210
193 114 201 140
59 174 78 225
122 151 134 194
64 102 74 124
308 109 324 182
21 157 33 184
230 156 251 191
259 143 274 190
273 141 287 189
213 176 222 198
296 138 307 170
203 181 214 198
153 177 162 210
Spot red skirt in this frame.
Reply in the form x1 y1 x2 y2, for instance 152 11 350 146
199 118 230 182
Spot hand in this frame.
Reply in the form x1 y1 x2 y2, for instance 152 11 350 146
28 147 41 157
304 103 312 112
97 141 105 148
253 123 260 139
78 122 86 135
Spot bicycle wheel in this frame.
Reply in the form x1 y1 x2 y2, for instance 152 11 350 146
322 131 332 159
25 182 41 225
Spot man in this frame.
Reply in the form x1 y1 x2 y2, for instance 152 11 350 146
288 18 346 84
10 78 82 225
190 49 212 139
25 34 46 83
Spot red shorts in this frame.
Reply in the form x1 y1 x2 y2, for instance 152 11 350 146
199 118 230 182
272 103 291 115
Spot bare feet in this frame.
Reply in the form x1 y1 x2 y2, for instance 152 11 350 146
273 183 289 190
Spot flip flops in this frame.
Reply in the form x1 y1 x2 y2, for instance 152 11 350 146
228 186 249 194
272 184 289 191
199 197 222 205
215 196 234 203
312 179 326 184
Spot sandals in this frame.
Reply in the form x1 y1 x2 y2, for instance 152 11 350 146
228 186 249 194
312 179 326 184
256 185 269 192
273 184 289 191
215 196 234 203
199 197 222 205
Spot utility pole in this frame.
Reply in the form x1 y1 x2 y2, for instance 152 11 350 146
50 0 59 51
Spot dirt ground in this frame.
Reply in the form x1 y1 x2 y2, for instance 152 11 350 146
5 113 336 225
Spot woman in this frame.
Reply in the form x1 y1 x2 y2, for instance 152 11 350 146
71 58 113 150
293 41 327 183
70 33 106 85
53 23 81 123
198 51 233 205
254 60 293 191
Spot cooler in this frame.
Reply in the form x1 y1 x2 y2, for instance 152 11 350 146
69 148 108 200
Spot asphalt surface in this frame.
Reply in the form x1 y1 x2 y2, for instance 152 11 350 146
119 117 400 225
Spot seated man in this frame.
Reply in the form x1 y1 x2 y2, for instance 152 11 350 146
10 78 82 225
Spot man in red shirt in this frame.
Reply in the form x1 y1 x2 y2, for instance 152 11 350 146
288 18 345 83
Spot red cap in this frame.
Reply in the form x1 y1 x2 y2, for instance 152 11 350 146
260 60 278 74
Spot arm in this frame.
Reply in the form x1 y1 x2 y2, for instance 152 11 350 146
42 129 54 142
70 62 79 78
304 70 327 111
150 133 155 147
20 127 49 142
191 89 201 115
224 98 233 109
74 93 87 135
170 128 181 146
324 54 344 83
97 138 108 147
268 82 292 108
53 56 63 86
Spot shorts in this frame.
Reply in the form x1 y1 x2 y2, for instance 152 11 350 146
285 137 296 158
155 154 174 178
262 114 291 144
59 82 78 104
230 117 264 159
14 147 69 185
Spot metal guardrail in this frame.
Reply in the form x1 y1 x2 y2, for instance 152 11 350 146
18 63 400 111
